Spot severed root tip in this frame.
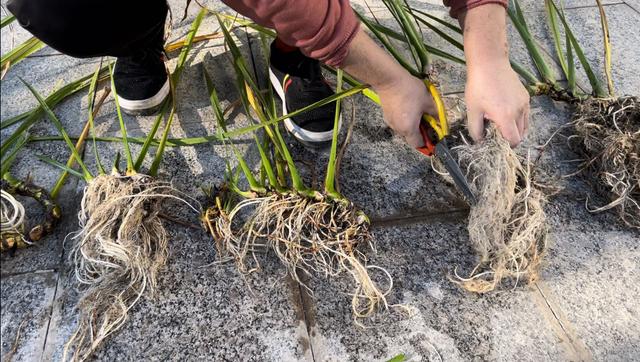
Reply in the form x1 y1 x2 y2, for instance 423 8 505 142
571 96 639 229
1 189 28 252
211 192 394 320
451 126 548 293
201 183 235 257
64 173 199 361
1 179 62 252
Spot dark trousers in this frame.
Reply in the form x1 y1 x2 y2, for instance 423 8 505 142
7 0 168 58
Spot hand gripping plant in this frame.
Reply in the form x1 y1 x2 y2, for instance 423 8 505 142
358 0 548 292
18 11 206 360
507 0 639 229
202 17 396 322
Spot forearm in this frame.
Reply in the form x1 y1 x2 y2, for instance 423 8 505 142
339 28 437 147
458 4 511 73
338 28 411 91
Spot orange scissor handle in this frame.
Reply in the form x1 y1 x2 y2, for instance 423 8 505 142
417 122 437 156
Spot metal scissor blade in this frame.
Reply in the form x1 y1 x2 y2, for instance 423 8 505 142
435 140 478 206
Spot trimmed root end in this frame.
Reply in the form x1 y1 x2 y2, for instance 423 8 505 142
1 189 28 252
571 96 639 229
452 126 548 293
64 174 194 360
1 179 62 252
206 193 393 320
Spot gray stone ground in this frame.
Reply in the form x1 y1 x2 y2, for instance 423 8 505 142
1 0 639 361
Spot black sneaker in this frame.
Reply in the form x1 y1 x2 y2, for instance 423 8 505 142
114 34 169 115
268 42 340 146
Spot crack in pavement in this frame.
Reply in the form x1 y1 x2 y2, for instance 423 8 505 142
287 274 317 362
532 282 593 362
0 268 57 278
40 271 62 360
371 207 469 228
39 146 83 360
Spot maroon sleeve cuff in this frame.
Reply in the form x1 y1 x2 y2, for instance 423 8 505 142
222 0 360 67
311 14 360 67
443 0 508 19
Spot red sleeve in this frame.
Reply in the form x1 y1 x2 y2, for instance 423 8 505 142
222 0 360 67
443 0 508 19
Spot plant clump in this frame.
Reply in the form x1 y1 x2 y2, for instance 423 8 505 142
1 178 61 252
202 17 394 321
36 12 204 358
569 96 639 229
211 192 391 318
504 0 639 227
450 126 548 293
64 173 196 360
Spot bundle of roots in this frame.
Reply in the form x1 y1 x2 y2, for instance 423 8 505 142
1 189 26 251
64 173 197 361
570 96 639 229
206 192 393 320
448 126 547 293
1 179 61 252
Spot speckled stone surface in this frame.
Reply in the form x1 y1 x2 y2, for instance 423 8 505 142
541 230 640 361
42 229 311 361
1 271 57 360
302 220 566 361
626 0 640 12
1 0 639 361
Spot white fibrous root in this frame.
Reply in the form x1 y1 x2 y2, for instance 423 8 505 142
570 96 639 229
207 193 394 321
450 126 548 293
1 189 29 250
64 174 199 361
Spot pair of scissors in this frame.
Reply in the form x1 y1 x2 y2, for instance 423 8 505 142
416 81 477 206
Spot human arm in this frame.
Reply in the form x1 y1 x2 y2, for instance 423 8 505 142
458 4 530 147
222 0 528 148
339 29 437 147
222 0 436 147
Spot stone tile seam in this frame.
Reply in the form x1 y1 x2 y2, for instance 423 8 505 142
534 282 593 361
40 271 62 360
39 151 82 360
12 149 81 359
296 281 318 362
370 208 469 228
622 1 640 13
0 268 58 278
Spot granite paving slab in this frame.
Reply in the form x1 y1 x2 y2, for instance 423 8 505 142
1 271 58 361
303 220 568 361
625 0 640 12
1 3 639 362
42 226 313 361
539 229 640 361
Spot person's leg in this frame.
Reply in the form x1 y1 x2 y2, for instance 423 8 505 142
268 38 339 147
7 0 170 114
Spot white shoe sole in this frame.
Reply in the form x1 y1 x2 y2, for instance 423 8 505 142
118 79 170 114
269 68 340 144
